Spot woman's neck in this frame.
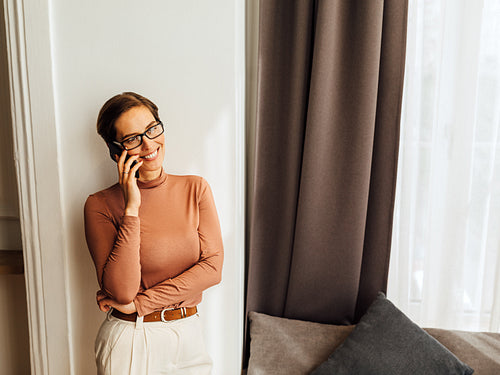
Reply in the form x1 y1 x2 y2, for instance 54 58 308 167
138 168 162 182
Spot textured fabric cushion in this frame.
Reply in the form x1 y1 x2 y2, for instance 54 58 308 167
310 293 474 375
425 328 500 375
247 311 354 375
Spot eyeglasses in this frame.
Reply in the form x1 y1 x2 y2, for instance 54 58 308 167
113 121 164 150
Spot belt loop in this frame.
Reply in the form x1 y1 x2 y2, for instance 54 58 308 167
135 314 144 330
106 308 114 321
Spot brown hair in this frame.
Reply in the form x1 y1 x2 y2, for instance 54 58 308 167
96 92 160 143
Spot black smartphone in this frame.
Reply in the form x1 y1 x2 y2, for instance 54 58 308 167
107 142 139 178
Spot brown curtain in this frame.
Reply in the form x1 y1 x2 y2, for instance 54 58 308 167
245 0 409 356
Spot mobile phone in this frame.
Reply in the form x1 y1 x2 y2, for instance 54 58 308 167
107 142 140 178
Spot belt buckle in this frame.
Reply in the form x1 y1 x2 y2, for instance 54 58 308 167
160 307 175 323
160 307 188 322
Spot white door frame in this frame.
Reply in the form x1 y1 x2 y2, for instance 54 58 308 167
3 0 72 373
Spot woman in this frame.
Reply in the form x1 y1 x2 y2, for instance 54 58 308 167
84 92 223 374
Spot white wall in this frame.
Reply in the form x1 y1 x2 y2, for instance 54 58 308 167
44 1 243 374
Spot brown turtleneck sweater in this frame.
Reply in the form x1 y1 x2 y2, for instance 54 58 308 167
83 170 223 317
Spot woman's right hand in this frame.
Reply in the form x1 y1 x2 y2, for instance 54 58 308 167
117 149 143 216
97 292 137 314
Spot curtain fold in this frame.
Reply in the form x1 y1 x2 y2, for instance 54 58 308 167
246 0 409 352
247 0 315 320
354 0 410 321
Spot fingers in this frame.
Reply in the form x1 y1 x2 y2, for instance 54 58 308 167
121 159 143 186
117 149 127 168
117 149 128 184
129 159 143 178
117 149 138 172
124 154 140 172
96 297 137 314
96 290 107 303
98 298 112 312
117 150 141 183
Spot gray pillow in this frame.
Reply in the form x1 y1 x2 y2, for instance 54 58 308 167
310 293 474 375
247 311 354 375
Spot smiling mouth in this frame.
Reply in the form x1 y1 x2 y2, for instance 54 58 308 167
143 148 158 160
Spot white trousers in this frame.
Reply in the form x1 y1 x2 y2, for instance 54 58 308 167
95 311 212 375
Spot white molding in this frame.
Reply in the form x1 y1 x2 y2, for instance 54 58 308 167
234 0 246 372
3 0 72 374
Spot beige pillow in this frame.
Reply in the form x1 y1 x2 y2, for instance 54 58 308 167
247 311 354 375
425 328 500 375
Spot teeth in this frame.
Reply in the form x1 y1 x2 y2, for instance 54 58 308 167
144 150 158 159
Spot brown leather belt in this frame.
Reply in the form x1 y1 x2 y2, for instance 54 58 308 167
111 306 197 322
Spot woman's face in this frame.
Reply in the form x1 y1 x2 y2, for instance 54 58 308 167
114 105 165 176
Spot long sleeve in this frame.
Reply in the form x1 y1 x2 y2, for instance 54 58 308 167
133 179 224 316
84 194 142 303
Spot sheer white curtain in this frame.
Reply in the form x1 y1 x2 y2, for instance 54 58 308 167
388 0 500 332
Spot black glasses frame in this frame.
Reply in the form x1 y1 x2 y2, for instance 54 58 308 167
113 121 164 151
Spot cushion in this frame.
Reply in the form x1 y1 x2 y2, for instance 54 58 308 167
247 311 354 375
425 328 500 374
310 293 474 375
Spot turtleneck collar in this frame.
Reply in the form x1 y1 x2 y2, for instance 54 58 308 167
137 168 168 189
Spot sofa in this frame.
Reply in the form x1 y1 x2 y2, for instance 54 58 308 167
245 293 500 374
